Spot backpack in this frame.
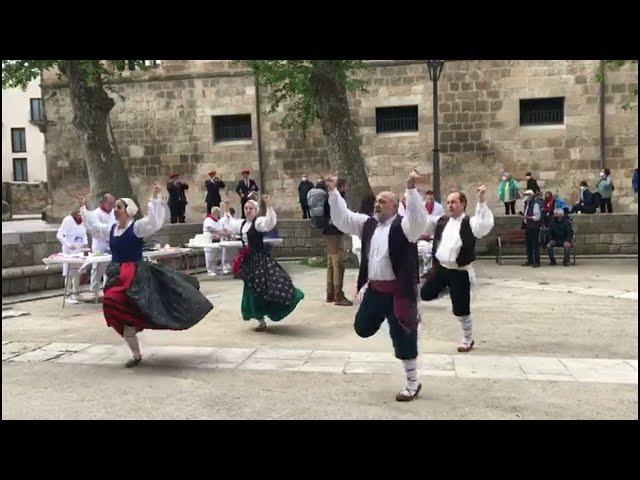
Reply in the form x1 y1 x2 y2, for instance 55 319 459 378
307 188 329 229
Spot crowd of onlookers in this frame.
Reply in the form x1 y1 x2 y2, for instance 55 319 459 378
498 169 620 218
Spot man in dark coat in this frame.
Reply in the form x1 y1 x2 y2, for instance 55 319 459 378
205 170 225 214
167 173 189 223
235 168 259 219
298 174 314 219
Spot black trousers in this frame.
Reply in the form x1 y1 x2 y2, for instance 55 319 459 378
354 287 418 360
525 227 541 265
206 199 221 215
301 203 310 219
504 201 516 215
420 265 471 317
599 197 613 213
240 199 247 219
169 202 186 223
571 203 596 214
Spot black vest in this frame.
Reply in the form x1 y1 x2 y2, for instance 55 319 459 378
523 199 541 229
356 215 418 299
240 221 266 252
432 215 476 267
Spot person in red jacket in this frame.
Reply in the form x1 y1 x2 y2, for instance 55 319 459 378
542 191 555 227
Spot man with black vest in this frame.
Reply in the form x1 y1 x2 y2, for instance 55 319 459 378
420 185 494 353
520 189 542 268
328 169 428 402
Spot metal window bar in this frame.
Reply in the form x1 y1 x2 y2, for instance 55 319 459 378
376 107 418 133
520 108 563 125
214 116 252 141
30 99 44 122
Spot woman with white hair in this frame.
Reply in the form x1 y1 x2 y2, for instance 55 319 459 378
78 182 213 367
224 194 304 331
203 205 224 276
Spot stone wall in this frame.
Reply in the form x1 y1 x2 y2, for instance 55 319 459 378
2 182 48 214
41 60 638 222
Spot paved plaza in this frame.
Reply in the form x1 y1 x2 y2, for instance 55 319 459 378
2 259 638 419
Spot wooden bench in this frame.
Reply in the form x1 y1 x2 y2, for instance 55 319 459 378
496 230 525 265
497 228 577 265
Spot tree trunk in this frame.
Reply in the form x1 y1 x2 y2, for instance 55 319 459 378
66 61 134 205
309 61 373 211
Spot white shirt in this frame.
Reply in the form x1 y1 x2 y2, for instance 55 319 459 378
398 200 444 228
81 198 166 240
90 206 116 253
227 207 277 244
57 216 88 255
425 201 445 218
203 216 224 239
328 188 428 281
423 202 494 270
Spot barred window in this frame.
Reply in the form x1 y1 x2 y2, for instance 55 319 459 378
11 128 26 152
30 98 44 122
520 97 564 126
376 106 419 133
13 158 28 182
213 114 252 142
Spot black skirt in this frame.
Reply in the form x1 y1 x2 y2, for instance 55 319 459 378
241 251 296 305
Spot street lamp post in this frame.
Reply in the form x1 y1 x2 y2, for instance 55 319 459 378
427 60 445 202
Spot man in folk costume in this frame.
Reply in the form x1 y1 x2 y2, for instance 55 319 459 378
166 173 189 223
89 193 116 299
235 168 259 219
202 206 224 276
328 170 428 402
420 186 494 353
204 170 226 215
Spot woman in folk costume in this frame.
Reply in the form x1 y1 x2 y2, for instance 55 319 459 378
202 206 224 276
224 194 304 331
78 182 213 367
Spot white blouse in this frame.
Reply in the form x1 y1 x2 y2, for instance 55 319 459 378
81 198 166 240
226 207 277 244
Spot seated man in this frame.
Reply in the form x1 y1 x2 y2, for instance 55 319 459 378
203 206 224 276
546 208 574 267
571 181 598 214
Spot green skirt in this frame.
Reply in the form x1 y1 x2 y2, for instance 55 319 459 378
241 284 305 322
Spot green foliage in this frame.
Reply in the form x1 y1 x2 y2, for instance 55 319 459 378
2 60 151 90
246 60 367 136
596 60 638 110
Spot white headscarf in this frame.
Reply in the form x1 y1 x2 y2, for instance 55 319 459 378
118 197 139 217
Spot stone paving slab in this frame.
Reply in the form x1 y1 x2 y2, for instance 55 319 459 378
239 358 305 371
2 341 637 385
11 349 68 363
559 358 638 384
453 355 527 380
39 343 92 353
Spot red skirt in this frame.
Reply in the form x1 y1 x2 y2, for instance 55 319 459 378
102 262 153 337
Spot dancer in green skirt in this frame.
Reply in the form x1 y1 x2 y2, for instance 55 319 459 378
225 194 304 331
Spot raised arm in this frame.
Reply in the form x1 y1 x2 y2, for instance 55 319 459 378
400 183 429 243
255 196 277 232
469 185 494 239
327 183 369 237
78 199 112 240
133 182 166 238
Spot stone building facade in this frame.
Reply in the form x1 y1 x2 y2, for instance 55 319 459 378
40 60 638 221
